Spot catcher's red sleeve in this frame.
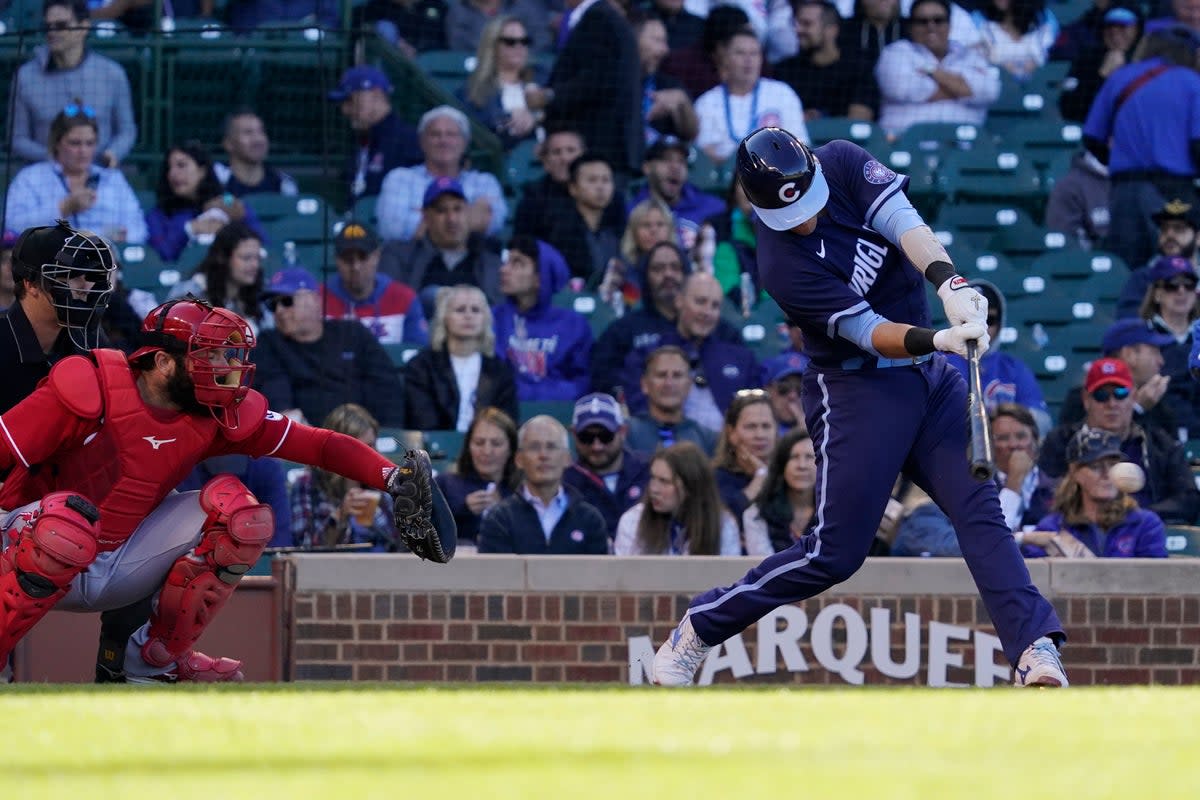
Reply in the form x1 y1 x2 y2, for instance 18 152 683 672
238 417 396 490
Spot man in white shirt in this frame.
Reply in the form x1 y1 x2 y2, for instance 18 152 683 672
875 0 1001 135
695 28 809 161
477 415 610 553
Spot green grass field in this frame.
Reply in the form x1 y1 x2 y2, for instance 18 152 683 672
1 685 1195 799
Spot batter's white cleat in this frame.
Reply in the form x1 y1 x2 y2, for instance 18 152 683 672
652 613 711 686
1014 636 1069 687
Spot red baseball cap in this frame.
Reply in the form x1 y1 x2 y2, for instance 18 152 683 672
1084 358 1134 394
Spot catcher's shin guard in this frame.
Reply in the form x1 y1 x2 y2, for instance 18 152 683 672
0 493 100 662
141 475 273 668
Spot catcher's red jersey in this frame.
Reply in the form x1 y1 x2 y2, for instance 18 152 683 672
0 351 289 548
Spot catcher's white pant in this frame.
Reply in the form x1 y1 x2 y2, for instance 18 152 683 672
0 491 206 614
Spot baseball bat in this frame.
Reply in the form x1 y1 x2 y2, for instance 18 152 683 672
965 340 995 481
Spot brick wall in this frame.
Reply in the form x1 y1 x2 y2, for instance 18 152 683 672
285 556 1200 686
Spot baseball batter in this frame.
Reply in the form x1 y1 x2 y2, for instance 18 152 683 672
653 127 1068 687
0 296 455 682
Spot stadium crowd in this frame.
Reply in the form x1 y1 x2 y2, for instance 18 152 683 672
5 0 1200 561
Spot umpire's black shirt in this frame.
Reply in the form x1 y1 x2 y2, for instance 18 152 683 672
0 301 90 414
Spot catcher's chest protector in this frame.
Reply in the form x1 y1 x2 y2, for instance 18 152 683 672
10 351 217 548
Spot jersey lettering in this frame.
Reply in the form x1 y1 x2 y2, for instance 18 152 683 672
849 238 888 296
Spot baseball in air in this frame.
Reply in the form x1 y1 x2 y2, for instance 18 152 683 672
1109 462 1145 494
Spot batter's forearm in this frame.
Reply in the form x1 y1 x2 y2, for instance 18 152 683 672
871 322 930 358
899 226 954 273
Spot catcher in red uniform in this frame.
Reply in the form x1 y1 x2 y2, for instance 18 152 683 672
0 295 455 682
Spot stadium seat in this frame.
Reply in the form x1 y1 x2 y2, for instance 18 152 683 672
502 139 543 194
1164 526 1200 557
423 429 465 465
805 117 889 155
689 149 734 194
519 400 575 426
254 52 345 161
352 194 379 226
245 193 326 222
382 341 423 367
987 77 1058 133
415 50 477 95
934 203 1037 251
940 148 1045 216
890 122 985 165
1001 120 1084 169
552 289 617 337
118 244 174 292
987 225 1070 269
374 428 425 457
1030 250 1128 302
263 214 329 246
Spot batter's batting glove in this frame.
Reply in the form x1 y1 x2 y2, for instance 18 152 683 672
937 276 988 327
933 322 989 358
386 450 458 563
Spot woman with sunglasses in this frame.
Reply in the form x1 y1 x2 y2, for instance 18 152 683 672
5 106 146 244
1018 428 1167 558
711 389 778 528
435 407 519 547
1139 255 1200 439
459 15 546 151
167 221 270 334
614 442 740 555
741 429 816 556
145 141 264 262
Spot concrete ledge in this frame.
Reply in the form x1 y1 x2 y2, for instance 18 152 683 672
287 555 1199 595
1049 559 1200 595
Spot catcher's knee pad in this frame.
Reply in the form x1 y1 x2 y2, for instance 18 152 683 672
0 492 100 660
196 474 274 583
143 478 272 666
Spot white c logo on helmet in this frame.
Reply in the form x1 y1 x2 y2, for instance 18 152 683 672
778 181 800 203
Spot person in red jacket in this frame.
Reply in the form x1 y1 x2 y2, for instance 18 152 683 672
0 293 454 683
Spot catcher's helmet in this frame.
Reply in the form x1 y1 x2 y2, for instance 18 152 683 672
130 297 256 429
736 127 829 232
12 221 115 349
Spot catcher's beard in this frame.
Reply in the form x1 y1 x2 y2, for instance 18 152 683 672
166 356 208 416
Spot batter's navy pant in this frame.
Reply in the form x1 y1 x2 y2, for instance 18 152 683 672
687 355 1063 666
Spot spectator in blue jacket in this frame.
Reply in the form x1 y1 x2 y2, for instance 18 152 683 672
629 136 725 252
477 415 609 554
493 236 593 402
945 280 1052 435
563 392 652 538
1021 428 1168 558
620 271 759 429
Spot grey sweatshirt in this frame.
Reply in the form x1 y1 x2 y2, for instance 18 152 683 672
10 45 137 163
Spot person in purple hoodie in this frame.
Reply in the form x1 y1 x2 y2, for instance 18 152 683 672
945 279 1052 435
493 237 593 402
628 136 726 251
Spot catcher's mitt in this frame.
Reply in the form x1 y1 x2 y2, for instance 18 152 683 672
387 449 457 563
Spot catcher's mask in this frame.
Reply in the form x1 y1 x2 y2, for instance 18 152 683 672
130 296 256 429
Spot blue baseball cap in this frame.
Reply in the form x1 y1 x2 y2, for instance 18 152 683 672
1101 318 1174 355
1148 255 1198 284
1103 7 1139 26
1067 429 1125 465
422 176 467 208
328 66 392 101
572 392 624 432
763 352 809 384
264 267 319 296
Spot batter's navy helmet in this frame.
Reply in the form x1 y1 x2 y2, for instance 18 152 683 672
736 127 829 231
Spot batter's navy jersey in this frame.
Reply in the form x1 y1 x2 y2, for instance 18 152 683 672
755 139 930 369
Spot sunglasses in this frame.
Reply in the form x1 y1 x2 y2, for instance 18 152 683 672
1091 385 1131 403
499 36 532 47
911 15 949 25
577 428 616 445
1161 279 1198 292
266 295 295 312
63 103 96 119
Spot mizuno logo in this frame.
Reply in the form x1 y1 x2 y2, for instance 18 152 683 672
816 240 826 259
143 436 177 450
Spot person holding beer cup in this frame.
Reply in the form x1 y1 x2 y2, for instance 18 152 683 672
289 403 398 551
